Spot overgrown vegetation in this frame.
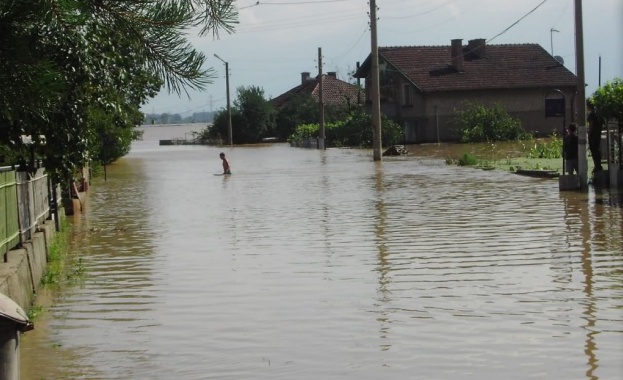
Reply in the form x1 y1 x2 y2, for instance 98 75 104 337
41 219 85 286
522 132 563 159
446 134 563 172
288 111 403 148
454 102 531 143
274 93 352 141
591 78 623 122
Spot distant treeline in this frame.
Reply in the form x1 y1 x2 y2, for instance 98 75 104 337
143 111 216 125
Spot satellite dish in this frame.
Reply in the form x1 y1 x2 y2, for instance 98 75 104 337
554 55 564 65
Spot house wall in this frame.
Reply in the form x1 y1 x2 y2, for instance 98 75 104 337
366 74 576 144
419 87 576 142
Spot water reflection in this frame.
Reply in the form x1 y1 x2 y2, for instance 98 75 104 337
20 131 623 379
559 189 623 380
373 163 391 351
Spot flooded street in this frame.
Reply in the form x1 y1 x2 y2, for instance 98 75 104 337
21 125 623 379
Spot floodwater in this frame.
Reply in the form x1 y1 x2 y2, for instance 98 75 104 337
21 125 623 379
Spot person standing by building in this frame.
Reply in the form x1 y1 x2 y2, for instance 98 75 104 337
563 123 579 175
586 100 603 172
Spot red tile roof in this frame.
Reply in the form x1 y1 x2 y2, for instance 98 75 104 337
271 74 362 108
357 43 577 93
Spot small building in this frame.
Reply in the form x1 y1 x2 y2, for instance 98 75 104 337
271 72 362 110
354 39 578 143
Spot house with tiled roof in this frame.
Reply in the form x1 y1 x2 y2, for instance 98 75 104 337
355 38 578 143
271 72 362 110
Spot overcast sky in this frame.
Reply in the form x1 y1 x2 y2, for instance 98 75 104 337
142 0 623 116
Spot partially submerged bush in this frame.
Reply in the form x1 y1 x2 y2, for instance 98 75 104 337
455 102 531 143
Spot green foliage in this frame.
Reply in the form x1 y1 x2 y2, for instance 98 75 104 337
523 133 563 159
457 153 478 166
289 110 403 148
274 94 319 140
41 219 71 286
0 1 237 177
591 78 623 122
455 102 530 143
206 86 276 144
290 123 320 140
27 305 44 321
87 106 144 167
234 86 276 143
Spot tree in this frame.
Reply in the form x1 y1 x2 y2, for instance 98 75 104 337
274 94 318 140
208 86 275 144
0 0 238 178
274 93 355 141
591 78 623 122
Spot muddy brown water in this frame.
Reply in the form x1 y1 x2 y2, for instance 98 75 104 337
21 125 622 379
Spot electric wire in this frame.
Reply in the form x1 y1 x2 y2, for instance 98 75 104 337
487 0 549 43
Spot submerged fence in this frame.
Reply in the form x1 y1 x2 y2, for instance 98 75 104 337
1 168 20 258
1 166 59 260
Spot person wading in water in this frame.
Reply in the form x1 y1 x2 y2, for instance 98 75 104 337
219 152 232 175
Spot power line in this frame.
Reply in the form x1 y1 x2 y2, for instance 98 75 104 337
487 0 549 43
383 0 460 20
241 0 351 7
236 11 364 33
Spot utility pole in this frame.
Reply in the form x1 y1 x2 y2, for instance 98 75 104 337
574 0 588 189
214 54 233 146
318 47 325 150
598 55 601 86
370 0 382 161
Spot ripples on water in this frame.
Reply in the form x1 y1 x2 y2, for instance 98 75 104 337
21 126 623 379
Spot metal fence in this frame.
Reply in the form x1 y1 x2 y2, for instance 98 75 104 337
16 168 50 243
1 167 59 261
0 168 20 258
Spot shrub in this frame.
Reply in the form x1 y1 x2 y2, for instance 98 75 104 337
591 78 623 122
455 102 531 143
289 111 403 148
457 152 478 166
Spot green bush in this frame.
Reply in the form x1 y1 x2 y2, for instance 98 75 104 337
458 152 478 166
290 111 403 148
591 78 623 122
524 133 563 159
455 102 531 143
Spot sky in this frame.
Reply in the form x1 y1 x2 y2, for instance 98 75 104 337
142 0 623 116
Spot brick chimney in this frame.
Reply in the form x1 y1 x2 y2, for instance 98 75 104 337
467 38 487 59
301 72 311 84
327 71 337 78
451 39 464 72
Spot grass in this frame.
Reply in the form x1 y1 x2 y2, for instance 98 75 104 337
27 305 44 321
41 218 86 286
445 137 572 174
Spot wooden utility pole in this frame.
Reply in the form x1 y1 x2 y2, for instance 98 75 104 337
370 0 382 161
318 47 325 150
215 54 233 146
574 0 588 189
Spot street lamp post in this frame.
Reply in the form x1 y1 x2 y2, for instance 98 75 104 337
214 54 232 146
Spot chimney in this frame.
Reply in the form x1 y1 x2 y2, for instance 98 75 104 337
467 38 486 58
327 71 337 78
301 72 311 84
451 39 464 72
